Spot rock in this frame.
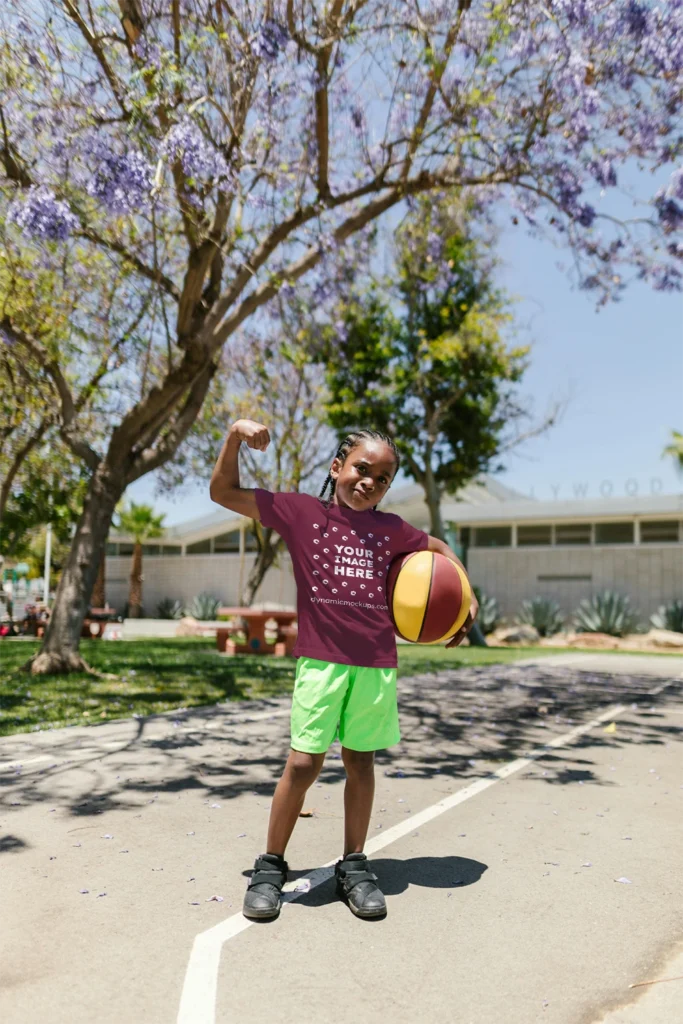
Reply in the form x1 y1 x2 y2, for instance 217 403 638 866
647 628 683 649
175 616 201 637
539 632 578 647
490 624 540 644
569 632 620 649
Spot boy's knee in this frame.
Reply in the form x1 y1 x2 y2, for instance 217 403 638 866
287 750 322 787
342 748 375 778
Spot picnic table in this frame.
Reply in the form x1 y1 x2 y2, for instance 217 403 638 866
216 607 297 657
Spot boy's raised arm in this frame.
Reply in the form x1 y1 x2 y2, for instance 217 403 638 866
209 419 270 520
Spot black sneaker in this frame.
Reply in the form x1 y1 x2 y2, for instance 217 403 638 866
335 852 387 918
243 853 288 920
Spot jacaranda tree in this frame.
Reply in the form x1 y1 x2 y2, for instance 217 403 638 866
0 0 681 672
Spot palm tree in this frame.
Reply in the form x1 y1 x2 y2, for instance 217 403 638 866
116 502 165 618
663 430 683 473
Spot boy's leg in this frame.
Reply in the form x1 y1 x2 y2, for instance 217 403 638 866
334 666 399 918
266 748 325 856
243 748 325 920
341 747 376 855
335 748 386 917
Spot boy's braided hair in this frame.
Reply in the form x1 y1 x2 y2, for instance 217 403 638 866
318 429 400 509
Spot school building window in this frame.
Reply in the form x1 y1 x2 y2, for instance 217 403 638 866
639 520 680 543
517 525 552 546
473 526 512 548
186 539 211 554
554 523 592 545
594 521 634 545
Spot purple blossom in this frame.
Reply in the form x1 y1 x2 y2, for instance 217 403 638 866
575 203 596 228
622 1 649 40
86 144 153 213
162 120 231 185
588 157 617 188
654 195 683 234
8 186 78 242
252 20 288 62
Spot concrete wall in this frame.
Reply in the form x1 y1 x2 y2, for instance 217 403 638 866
104 552 297 614
106 543 683 624
468 544 683 622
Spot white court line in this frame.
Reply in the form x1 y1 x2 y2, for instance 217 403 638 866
176 675 681 1024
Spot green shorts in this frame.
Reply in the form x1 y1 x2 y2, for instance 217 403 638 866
290 657 400 754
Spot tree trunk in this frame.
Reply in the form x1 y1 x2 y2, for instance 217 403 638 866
242 528 283 606
23 467 124 674
92 550 106 608
423 464 446 541
128 542 143 617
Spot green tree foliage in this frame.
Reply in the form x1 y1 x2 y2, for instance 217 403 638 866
663 430 683 473
323 196 549 539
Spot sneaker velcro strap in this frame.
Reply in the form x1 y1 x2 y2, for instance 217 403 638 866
337 869 378 889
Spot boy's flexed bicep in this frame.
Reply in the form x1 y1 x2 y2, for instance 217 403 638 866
209 419 270 520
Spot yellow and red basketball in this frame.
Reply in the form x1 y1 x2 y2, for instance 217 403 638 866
387 550 472 644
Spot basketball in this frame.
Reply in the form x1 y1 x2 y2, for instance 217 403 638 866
387 550 472 644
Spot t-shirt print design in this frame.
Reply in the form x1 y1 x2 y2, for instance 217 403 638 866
309 523 392 606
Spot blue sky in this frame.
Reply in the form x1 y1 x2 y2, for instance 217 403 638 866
130 173 683 525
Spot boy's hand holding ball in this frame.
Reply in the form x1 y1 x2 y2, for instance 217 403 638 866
231 418 271 452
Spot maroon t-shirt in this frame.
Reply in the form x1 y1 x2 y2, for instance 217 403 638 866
255 490 429 668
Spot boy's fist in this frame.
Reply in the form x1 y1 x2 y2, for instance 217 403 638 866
230 419 270 451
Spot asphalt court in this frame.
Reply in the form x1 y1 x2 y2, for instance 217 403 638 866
1 653 682 1024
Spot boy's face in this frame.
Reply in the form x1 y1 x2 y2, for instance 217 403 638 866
330 440 398 511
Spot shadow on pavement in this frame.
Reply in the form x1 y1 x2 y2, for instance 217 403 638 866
290 855 489 911
1 662 681 828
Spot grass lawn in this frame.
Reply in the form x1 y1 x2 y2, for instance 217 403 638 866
0 638 550 738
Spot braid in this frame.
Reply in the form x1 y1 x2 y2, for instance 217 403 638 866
318 429 401 508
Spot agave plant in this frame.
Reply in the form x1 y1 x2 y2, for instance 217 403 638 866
473 588 500 635
517 597 564 637
650 600 683 633
185 592 222 621
157 598 184 620
574 590 639 637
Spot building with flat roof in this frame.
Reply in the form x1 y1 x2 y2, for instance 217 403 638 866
105 480 683 623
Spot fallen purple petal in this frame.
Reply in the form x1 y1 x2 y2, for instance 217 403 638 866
615 877 632 884
237 832 247 838
101 834 113 839
187 831 195 836
206 894 224 902
79 888 89 894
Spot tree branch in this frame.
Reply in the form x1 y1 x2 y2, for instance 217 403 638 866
62 0 129 116
0 417 51 524
80 227 180 300
0 317 101 471
125 360 217 482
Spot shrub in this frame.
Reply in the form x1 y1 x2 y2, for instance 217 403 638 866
186 592 222 620
650 600 683 633
517 597 564 637
157 598 184 620
473 587 500 634
574 590 639 637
